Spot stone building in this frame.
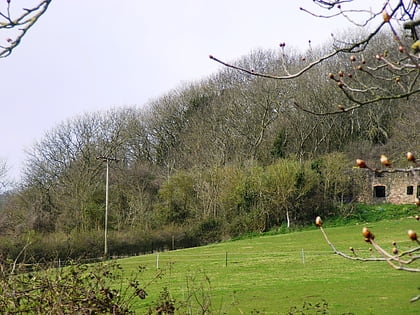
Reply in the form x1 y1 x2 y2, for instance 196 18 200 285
359 169 420 204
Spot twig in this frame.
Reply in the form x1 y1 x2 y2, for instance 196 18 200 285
11 240 32 275
319 226 386 262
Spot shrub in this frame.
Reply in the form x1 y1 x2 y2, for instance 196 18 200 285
0 260 151 314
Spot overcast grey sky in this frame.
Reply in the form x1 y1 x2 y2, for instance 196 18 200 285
1 0 346 182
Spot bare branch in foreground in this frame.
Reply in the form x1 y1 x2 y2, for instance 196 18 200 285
0 0 51 59
210 1 420 115
316 214 420 302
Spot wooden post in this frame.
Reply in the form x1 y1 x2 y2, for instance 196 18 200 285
172 235 175 250
302 248 305 264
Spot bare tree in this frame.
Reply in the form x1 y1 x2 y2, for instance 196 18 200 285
210 0 420 114
0 0 51 58
0 159 8 192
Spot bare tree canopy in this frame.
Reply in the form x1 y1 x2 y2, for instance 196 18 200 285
211 0 420 114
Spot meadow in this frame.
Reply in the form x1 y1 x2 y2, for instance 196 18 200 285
117 218 419 314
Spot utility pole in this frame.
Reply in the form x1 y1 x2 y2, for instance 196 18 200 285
97 156 119 259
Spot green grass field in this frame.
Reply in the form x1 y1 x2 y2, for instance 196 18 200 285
117 218 420 314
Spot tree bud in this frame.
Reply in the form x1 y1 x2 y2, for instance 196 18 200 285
406 152 416 162
408 229 418 241
362 227 374 240
382 10 391 22
380 154 391 167
356 159 367 168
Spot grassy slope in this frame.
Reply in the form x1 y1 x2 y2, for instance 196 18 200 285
119 218 419 314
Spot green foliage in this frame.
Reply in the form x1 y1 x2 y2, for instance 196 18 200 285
260 159 319 228
224 165 262 217
0 261 149 314
271 129 287 159
156 171 198 225
190 218 224 245
311 152 357 202
0 153 367 260
327 203 419 226
0 226 203 262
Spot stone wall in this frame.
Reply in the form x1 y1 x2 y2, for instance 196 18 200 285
358 170 420 204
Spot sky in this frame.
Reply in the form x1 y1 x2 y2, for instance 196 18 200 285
0 0 350 182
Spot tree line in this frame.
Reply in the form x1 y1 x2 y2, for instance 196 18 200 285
0 31 419 260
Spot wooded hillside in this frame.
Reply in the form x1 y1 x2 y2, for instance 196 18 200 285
1 31 419 260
